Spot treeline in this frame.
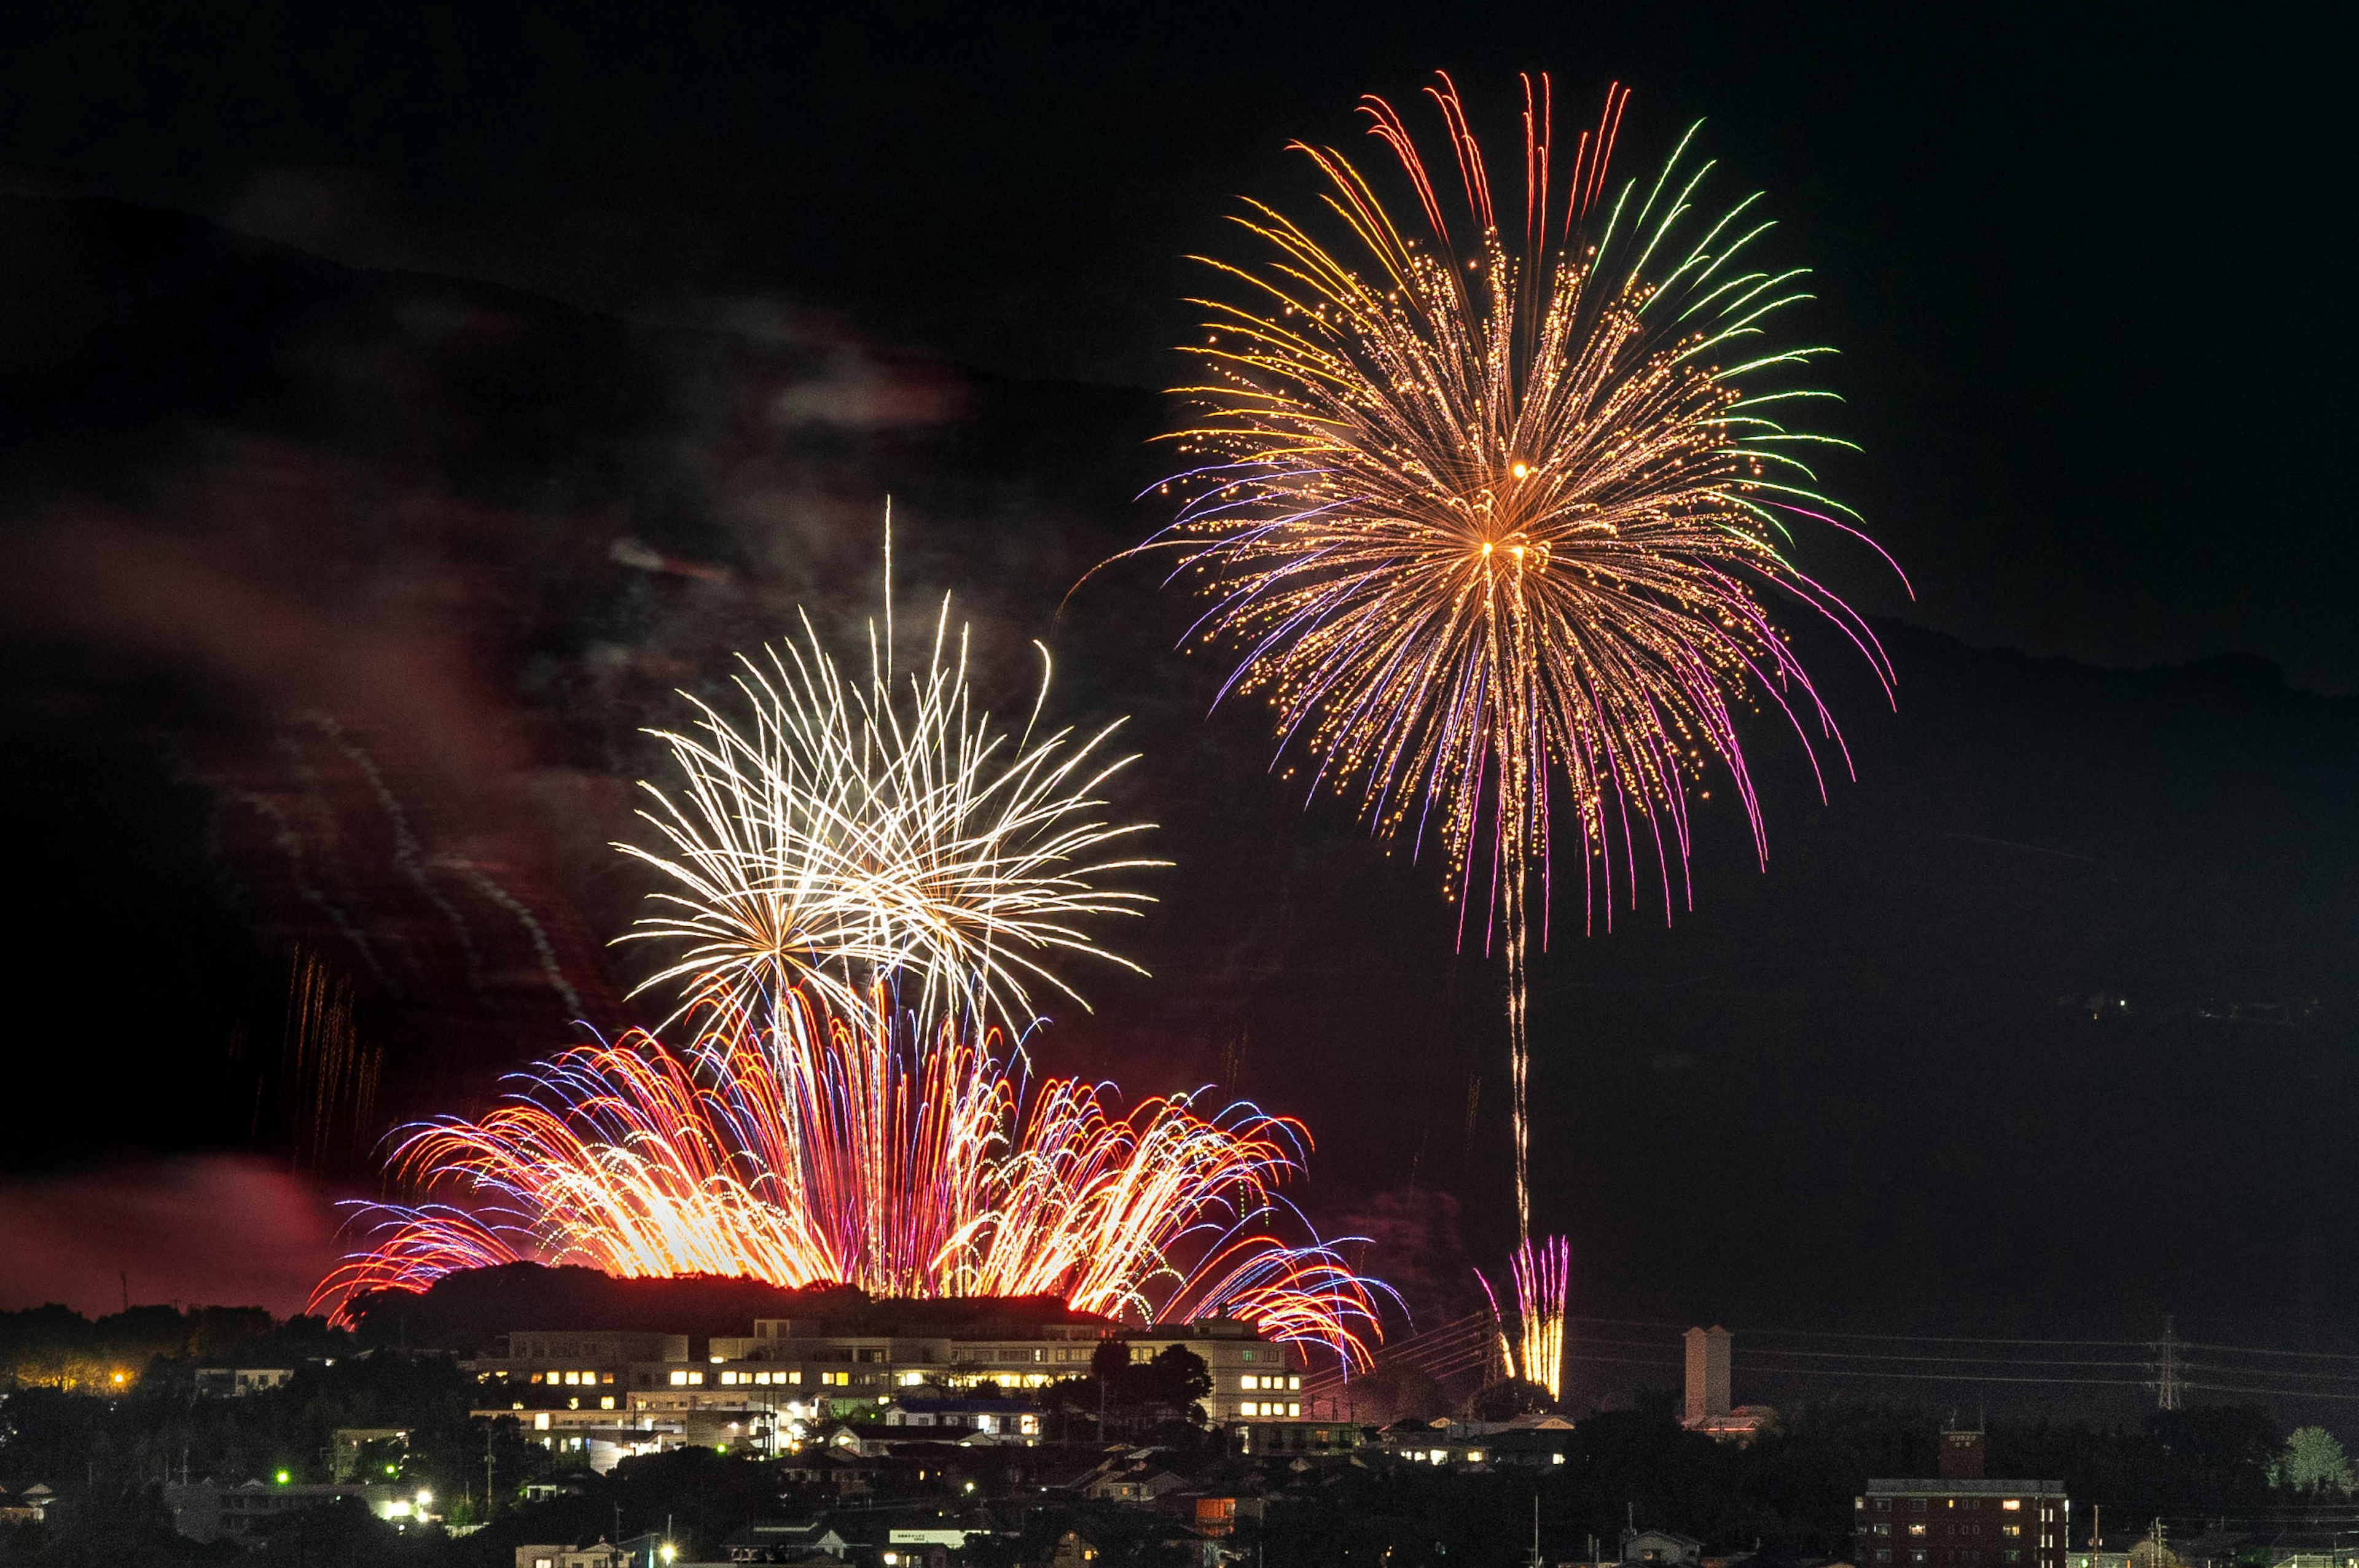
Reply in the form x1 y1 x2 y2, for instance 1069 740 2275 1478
0 1304 337 1392
347 1263 1105 1355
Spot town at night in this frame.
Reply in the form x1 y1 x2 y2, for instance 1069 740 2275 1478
0 4 2352 1566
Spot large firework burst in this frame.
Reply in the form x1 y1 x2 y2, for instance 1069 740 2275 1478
310 989 1385 1365
619 595 1162 1039
1149 75 1899 1232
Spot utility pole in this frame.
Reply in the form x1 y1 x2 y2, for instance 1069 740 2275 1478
484 1424 496 1520
2156 1319 2181 1411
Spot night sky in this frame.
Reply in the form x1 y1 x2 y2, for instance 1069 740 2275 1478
1 2 2353 1419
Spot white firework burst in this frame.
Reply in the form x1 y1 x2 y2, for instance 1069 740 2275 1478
618 596 1162 1038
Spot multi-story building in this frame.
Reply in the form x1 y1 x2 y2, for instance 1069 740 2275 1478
162 1480 418 1544
1124 1320 1305 1424
463 1309 1301 1456
1856 1432 2068 1568
192 1366 295 1398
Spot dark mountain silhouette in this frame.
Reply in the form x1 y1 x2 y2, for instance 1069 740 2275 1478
347 1264 1102 1354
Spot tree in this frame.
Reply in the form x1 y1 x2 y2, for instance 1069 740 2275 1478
1468 1378 1552 1422
2271 1427 2353 1494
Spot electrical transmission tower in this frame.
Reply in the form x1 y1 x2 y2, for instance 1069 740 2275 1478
2153 1317 2181 1411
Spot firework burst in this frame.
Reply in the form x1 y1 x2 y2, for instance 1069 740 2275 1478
1477 1235 1570 1400
1146 75 1901 1231
619 594 1163 1039
309 989 1385 1365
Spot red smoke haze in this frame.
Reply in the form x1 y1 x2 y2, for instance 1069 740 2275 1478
0 1156 343 1319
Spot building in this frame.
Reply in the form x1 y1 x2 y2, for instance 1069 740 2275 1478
162 1480 417 1544
473 1403 690 1473
0 1484 53 1525
1856 1432 2068 1568
1121 1319 1305 1423
1233 1418 1364 1458
716 1519 850 1561
1624 1529 1705 1565
192 1366 295 1398
514 1539 667 1568
333 1426 410 1480
465 1311 1301 1435
1681 1327 1774 1442
1084 1467 1187 1503
1375 1414 1576 1469
1049 1530 1102 1568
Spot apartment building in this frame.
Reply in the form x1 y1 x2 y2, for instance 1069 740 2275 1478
1858 1432 2068 1568
466 1311 1301 1435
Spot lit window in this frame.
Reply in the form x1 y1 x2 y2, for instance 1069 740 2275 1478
1288 1402 1301 1417
1242 1349 1256 1362
1910 1526 1927 1537
1241 1375 1259 1391
669 1371 688 1387
2004 1527 2022 1538
1289 1376 1301 1390
1465 1449 1483 1462
689 1372 704 1386
1552 1454 1565 1465
720 1372 737 1386
600 1397 615 1411
788 1371 802 1384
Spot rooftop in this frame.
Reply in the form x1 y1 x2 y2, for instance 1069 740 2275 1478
1865 1480 2067 1496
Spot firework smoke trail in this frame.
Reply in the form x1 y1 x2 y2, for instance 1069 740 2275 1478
619 596 1164 1041
1142 76 1901 1236
309 988 1387 1365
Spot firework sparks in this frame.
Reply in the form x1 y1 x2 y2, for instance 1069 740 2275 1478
1145 75 1900 1233
619 595 1164 1039
309 989 1387 1366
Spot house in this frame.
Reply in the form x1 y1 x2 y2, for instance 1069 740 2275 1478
719 1519 850 1562
514 1543 636 1568
1047 1531 1102 1568
0 1484 53 1525
193 1366 295 1398
1086 1469 1186 1504
1624 1529 1705 1566
777 1449 883 1496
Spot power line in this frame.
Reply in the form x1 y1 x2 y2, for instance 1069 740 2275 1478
1569 1315 2151 1347
1730 1364 2156 1389
1740 1347 2155 1370
2181 1381 2359 1404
